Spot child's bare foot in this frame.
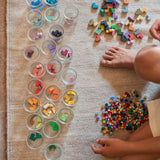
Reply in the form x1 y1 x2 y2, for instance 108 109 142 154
100 46 137 69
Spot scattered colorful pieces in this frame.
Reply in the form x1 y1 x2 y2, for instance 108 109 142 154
88 1 151 44
95 90 148 135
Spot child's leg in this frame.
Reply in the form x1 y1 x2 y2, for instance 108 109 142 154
101 45 160 83
100 46 137 68
120 122 160 160
134 45 160 83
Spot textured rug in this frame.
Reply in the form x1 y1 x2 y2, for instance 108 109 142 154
7 0 160 159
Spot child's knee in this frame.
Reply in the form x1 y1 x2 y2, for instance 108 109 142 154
134 45 160 83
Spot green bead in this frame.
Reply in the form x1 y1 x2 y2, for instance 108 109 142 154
49 145 56 150
29 133 36 141
101 127 105 131
36 133 42 139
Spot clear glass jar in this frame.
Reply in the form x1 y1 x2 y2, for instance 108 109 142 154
62 90 78 107
61 68 77 85
44 143 62 160
24 95 41 113
27 131 43 149
28 79 45 96
41 102 57 119
24 45 40 61
26 113 44 130
45 85 62 102
46 59 62 77
57 45 73 63
64 5 79 24
43 120 61 138
48 24 64 42
28 27 43 42
29 62 46 78
44 7 60 24
26 10 44 27
41 39 57 56
57 107 74 124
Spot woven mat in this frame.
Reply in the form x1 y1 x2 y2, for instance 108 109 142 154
7 0 160 159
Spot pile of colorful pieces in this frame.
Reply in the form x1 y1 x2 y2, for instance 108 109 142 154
42 102 56 117
27 97 39 111
32 63 43 76
35 80 43 94
89 0 153 44
64 90 76 105
61 49 72 58
47 86 60 100
29 132 42 141
46 0 57 4
49 122 59 131
30 115 42 129
48 63 56 73
52 30 62 37
48 44 56 53
95 89 148 135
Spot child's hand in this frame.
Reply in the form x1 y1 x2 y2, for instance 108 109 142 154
150 19 160 41
91 138 129 158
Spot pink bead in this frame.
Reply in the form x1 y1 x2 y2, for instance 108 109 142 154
36 64 42 69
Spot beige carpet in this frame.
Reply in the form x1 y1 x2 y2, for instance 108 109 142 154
7 0 160 159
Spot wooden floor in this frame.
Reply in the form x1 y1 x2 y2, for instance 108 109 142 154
0 0 7 159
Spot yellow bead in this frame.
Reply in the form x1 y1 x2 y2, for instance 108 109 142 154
93 22 98 27
67 91 76 95
65 98 70 103
105 9 109 13
101 105 105 109
36 123 41 129
68 101 75 105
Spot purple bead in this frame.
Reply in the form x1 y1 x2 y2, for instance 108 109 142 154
112 13 118 19
96 117 100 121
128 16 135 23
48 44 55 53
102 3 108 9
27 50 34 58
112 1 117 8
52 30 62 37
124 32 130 39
